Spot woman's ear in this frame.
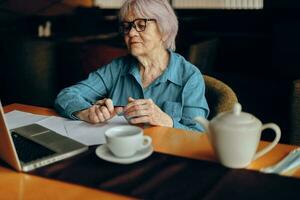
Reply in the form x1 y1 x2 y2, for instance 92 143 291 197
162 34 167 42
161 34 168 47
159 32 165 43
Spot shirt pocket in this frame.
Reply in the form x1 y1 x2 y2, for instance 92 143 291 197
162 101 182 119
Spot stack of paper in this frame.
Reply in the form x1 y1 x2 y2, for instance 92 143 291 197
260 148 300 175
5 110 128 146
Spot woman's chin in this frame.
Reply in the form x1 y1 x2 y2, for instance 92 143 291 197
130 48 145 57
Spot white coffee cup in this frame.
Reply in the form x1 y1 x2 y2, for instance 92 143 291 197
105 125 152 158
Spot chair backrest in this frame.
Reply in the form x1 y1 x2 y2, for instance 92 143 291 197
203 75 238 119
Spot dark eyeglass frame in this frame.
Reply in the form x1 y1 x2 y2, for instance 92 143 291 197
119 18 156 34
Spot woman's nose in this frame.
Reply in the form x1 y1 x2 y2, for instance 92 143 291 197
128 25 139 36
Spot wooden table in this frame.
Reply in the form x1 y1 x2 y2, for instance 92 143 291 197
1 103 299 199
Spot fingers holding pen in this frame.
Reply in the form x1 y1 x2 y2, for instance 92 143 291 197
90 98 116 123
88 104 102 123
75 98 118 124
95 106 105 122
104 98 115 114
95 98 114 114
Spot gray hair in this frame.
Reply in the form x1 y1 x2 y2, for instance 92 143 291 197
119 0 178 51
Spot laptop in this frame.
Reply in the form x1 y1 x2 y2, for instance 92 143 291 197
0 101 88 172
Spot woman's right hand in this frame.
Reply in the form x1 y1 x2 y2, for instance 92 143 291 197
75 98 116 124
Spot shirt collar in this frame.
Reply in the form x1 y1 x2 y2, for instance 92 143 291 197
123 50 183 86
160 50 182 86
120 55 139 76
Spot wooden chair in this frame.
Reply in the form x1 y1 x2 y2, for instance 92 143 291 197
203 75 238 119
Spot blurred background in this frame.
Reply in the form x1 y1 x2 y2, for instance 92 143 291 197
1 0 300 144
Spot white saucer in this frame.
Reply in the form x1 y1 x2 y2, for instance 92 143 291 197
95 144 153 164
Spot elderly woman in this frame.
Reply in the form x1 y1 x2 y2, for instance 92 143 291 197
54 0 209 132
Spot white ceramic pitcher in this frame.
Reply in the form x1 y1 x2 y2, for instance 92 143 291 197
194 103 281 168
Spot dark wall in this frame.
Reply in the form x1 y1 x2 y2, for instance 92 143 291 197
1 36 59 107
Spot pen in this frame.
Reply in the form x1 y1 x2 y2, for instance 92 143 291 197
93 103 125 116
114 106 125 116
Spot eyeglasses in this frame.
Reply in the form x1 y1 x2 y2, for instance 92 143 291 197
119 18 156 34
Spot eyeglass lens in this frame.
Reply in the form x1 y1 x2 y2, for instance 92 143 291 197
121 19 147 34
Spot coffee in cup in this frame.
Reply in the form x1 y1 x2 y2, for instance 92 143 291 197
105 125 152 158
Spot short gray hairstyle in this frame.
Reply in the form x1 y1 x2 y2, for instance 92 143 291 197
119 0 178 51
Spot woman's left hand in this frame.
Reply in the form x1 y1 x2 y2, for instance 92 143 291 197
124 97 173 127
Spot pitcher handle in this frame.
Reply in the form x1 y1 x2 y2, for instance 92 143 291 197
253 123 281 160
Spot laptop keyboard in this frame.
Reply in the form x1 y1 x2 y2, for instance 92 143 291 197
11 131 56 163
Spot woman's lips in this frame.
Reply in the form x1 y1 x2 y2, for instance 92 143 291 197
130 40 141 44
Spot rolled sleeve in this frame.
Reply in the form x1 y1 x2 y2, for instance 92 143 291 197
54 69 109 119
179 72 209 132
172 117 205 132
54 92 91 119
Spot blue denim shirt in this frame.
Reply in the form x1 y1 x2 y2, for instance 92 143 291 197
54 51 209 132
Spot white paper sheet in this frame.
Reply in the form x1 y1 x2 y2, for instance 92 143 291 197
5 110 48 129
35 116 69 137
64 116 128 146
5 110 129 146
